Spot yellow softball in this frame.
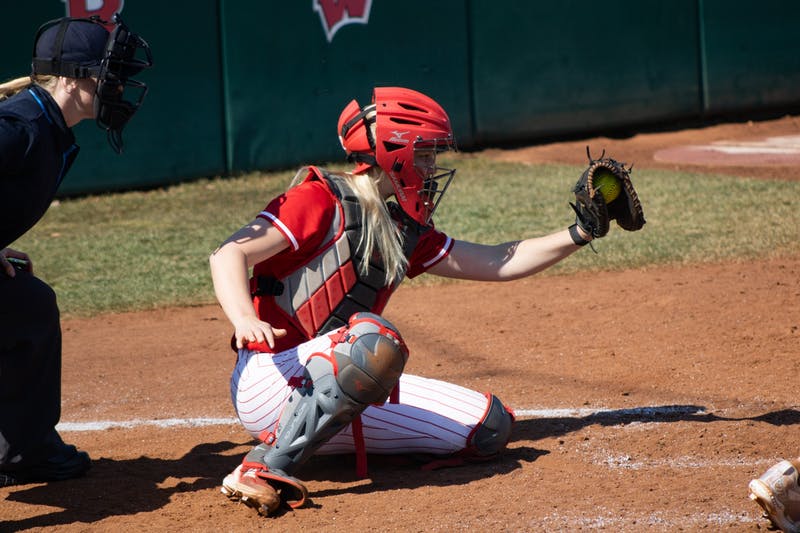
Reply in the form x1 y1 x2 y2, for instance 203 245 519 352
594 171 621 203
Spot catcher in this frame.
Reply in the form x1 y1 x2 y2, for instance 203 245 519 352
209 86 645 516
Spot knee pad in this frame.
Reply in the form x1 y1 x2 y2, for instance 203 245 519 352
332 312 409 405
468 394 515 456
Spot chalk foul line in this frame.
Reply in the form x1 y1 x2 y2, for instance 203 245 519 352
56 417 240 432
56 405 704 432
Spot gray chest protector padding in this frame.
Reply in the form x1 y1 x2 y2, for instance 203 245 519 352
256 312 408 476
253 171 425 338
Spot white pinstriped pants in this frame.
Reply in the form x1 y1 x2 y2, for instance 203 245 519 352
230 334 493 456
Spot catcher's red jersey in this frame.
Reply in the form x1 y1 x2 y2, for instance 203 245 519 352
244 174 453 353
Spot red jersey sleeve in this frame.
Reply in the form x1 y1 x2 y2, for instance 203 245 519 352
406 228 454 279
256 180 335 252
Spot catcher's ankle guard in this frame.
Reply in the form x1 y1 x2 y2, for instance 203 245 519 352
419 394 515 471
468 394 515 457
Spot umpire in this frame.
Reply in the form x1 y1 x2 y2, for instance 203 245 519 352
0 16 151 486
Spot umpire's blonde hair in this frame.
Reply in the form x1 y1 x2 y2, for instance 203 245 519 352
0 75 58 101
290 168 407 286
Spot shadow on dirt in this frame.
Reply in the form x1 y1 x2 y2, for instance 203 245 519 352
514 404 707 442
0 436 550 526
0 440 241 531
293 403 800 502
725 408 800 426
300 443 549 502
512 404 800 442
4 406 797 526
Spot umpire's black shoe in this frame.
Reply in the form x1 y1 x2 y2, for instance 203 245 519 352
0 472 19 487
0 431 91 485
14 443 91 483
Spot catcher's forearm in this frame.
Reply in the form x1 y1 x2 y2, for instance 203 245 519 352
429 229 585 282
498 229 588 279
209 244 260 327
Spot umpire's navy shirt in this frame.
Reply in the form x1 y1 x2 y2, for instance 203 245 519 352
0 84 79 249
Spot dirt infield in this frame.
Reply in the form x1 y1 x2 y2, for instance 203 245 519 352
2 115 800 532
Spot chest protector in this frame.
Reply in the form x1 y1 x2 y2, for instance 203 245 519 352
251 167 424 339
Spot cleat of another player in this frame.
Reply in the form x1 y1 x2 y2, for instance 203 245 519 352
221 464 281 516
749 459 800 533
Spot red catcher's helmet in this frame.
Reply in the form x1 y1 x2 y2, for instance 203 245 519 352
338 87 456 225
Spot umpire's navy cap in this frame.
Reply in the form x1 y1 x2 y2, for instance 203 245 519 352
32 18 109 78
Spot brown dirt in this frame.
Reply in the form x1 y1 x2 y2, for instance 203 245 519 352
3 114 800 532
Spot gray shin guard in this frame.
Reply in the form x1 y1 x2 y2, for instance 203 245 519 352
259 313 408 475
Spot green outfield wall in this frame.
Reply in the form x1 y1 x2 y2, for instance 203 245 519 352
700 0 800 113
468 0 703 142
2 1 798 195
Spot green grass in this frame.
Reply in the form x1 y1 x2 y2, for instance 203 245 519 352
11 155 800 317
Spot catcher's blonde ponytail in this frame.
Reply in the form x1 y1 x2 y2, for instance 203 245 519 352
289 167 407 286
346 170 407 286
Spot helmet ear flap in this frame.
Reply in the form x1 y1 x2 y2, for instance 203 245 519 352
338 100 362 143
338 100 377 171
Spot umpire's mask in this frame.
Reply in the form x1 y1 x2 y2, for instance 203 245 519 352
32 14 153 154
94 14 152 153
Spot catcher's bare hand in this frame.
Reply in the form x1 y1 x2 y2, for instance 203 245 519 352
233 316 287 349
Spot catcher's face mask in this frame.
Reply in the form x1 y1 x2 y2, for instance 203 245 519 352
31 14 152 154
412 138 456 223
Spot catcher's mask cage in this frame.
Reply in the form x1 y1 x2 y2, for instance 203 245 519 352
31 14 153 153
338 87 457 225
412 135 456 225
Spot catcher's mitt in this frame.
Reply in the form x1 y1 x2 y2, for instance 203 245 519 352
570 147 645 239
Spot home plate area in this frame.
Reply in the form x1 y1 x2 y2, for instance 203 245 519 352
654 134 800 166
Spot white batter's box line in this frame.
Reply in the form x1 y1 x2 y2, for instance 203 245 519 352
56 406 704 433
57 417 241 432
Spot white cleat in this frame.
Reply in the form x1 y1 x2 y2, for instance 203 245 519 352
221 464 280 516
749 459 800 533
